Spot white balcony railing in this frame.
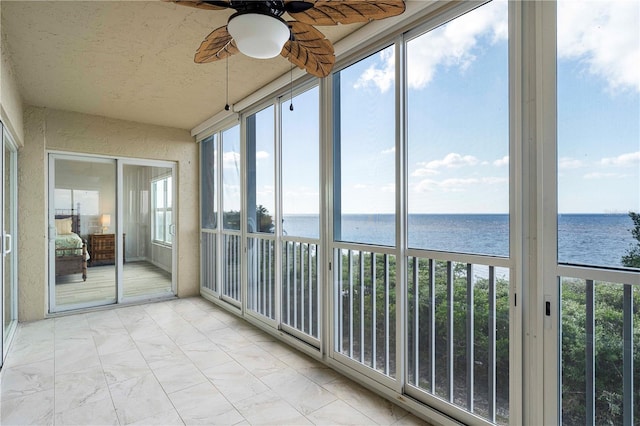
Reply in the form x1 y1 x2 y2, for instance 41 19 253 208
406 256 510 424
334 247 396 378
222 233 241 303
559 270 640 426
282 239 320 340
200 231 216 293
247 236 276 320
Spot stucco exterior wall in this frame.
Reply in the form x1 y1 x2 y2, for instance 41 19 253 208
1 32 25 146
18 108 46 321
19 106 198 321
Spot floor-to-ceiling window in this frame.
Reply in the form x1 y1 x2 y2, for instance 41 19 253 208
200 86 322 345
404 1 510 423
246 105 276 322
280 86 321 343
554 0 640 424
200 133 218 295
331 44 398 382
329 3 511 423
222 125 242 305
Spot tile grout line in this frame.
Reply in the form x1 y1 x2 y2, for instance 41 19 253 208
89 312 125 426
124 302 206 425
168 299 251 425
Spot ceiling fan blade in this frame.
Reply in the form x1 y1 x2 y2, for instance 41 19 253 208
284 1 315 14
165 0 230 11
288 0 405 26
195 25 239 63
281 21 335 78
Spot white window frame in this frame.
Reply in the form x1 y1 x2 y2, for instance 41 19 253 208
151 174 172 246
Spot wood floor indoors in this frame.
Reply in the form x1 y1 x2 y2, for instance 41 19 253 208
55 261 173 306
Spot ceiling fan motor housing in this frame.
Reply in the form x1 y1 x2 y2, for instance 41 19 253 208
227 9 290 59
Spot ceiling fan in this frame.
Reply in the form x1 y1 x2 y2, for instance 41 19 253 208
166 0 406 78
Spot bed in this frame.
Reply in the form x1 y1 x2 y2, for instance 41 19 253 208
55 206 88 282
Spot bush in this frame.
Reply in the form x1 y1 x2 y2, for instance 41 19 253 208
621 212 640 268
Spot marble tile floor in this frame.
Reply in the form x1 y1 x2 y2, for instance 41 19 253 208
0 297 430 426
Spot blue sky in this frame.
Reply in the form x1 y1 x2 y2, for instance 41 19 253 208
233 0 639 216
557 0 639 213
340 0 509 214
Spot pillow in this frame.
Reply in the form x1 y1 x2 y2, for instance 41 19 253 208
55 218 73 235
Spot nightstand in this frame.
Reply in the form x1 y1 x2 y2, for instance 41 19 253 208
88 233 126 266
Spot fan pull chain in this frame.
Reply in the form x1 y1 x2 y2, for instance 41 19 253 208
289 59 294 111
224 53 230 111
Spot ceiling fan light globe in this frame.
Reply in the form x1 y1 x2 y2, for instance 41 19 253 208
228 13 290 59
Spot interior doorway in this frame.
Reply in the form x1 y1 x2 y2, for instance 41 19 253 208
48 154 176 312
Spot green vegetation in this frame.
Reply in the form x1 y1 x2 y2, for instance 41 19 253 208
223 204 274 232
561 279 640 425
560 215 640 424
622 212 640 268
407 260 510 421
337 253 509 423
250 209 640 424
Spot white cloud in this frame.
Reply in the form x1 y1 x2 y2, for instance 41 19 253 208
411 168 439 177
558 1 639 93
414 176 506 193
356 0 639 95
481 176 508 185
354 47 395 93
493 155 509 167
355 0 507 92
424 153 479 169
559 157 584 170
414 179 438 192
439 178 480 192
381 146 395 155
223 151 240 169
256 151 270 160
600 151 640 167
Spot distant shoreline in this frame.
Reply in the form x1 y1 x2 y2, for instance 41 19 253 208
282 213 632 217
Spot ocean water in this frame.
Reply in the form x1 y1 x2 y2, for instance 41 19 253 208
281 214 638 268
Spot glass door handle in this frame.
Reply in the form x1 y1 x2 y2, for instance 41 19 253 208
169 224 176 236
3 232 11 255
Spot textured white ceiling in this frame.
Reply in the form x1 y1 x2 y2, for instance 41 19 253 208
1 1 363 130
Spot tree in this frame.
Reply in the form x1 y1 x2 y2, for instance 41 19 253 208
621 212 640 268
223 204 274 233
256 205 274 233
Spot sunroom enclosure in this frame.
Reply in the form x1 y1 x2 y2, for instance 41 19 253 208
198 1 640 425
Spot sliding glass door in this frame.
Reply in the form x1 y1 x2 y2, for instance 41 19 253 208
49 155 117 311
49 154 176 312
1 123 18 367
121 161 175 302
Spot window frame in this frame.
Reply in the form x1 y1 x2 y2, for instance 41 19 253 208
541 1 640 424
151 174 173 246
